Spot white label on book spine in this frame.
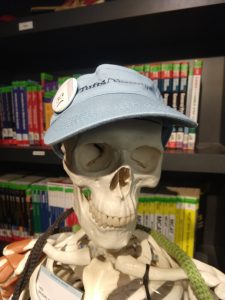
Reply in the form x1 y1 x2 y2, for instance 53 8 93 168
37 266 83 300
32 150 45 156
18 21 33 31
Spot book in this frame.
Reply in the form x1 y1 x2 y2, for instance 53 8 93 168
150 64 161 91
43 90 55 132
0 174 25 241
19 82 29 145
27 85 34 144
37 85 44 145
8 175 44 239
176 62 189 149
12 82 23 145
138 186 200 257
47 178 66 227
185 60 203 150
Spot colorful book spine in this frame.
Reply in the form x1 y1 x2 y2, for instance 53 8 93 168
47 179 65 226
9 86 17 144
32 86 40 145
64 182 78 227
184 62 194 150
143 64 151 79
6 86 15 144
155 198 163 234
40 72 54 91
189 60 203 122
37 85 44 145
176 62 189 149
12 82 23 144
167 63 180 149
182 196 199 257
150 64 161 91
137 198 145 225
0 88 8 143
167 197 176 242
188 60 203 150
27 86 34 144
133 64 145 75
43 91 55 132
0 90 3 143
19 82 29 145
161 62 173 105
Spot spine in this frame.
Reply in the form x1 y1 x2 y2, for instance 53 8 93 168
168 197 176 242
183 62 194 150
155 198 163 234
0 89 3 144
1 88 8 143
177 62 189 149
5 87 14 144
187 60 203 150
189 60 203 122
37 86 44 145
172 62 181 149
160 62 174 149
175 197 182 249
183 197 199 257
43 91 54 133
163 197 169 238
27 86 34 145
12 82 23 144
137 198 144 226
64 185 74 227
143 64 151 79
150 64 161 92
9 87 17 144
25 187 33 236
7 86 16 144
32 86 40 145
20 83 29 145
31 185 38 235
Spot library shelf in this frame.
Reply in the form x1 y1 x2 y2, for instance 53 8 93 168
0 0 224 38
1 145 225 174
0 0 224 75
0 145 61 165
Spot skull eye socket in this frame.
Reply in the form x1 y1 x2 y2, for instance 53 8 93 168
74 143 115 174
130 146 162 173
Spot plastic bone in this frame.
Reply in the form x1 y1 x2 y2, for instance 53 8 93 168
214 282 225 300
162 282 184 300
134 229 171 268
83 258 120 300
193 258 225 283
3 239 36 256
115 255 188 281
42 242 91 265
137 239 152 265
127 281 164 300
63 120 163 250
0 249 32 300
29 262 43 300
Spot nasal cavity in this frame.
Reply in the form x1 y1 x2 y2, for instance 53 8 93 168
110 167 130 190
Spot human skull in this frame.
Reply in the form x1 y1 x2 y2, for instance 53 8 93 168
62 119 163 250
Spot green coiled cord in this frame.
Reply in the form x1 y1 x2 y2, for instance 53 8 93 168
136 224 213 300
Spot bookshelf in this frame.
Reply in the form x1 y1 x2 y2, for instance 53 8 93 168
0 0 225 271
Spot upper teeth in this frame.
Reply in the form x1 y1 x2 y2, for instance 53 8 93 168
89 201 135 228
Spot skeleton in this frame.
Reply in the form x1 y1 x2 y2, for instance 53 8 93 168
20 120 225 299
1 63 225 299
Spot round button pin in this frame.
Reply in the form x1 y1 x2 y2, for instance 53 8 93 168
52 78 78 113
